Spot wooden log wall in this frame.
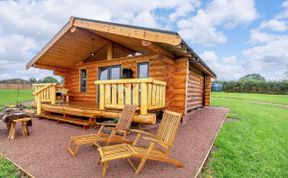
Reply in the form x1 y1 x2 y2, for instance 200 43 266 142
185 68 205 113
50 55 188 114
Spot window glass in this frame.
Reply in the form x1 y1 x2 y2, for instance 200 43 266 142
110 66 121 79
99 65 121 80
99 68 109 80
80 69 87 92
138 62 149 78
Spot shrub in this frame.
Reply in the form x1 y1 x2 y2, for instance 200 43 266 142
219 81 288 94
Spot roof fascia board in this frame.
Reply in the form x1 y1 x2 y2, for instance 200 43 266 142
73 17 182 46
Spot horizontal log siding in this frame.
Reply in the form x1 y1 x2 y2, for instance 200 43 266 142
51 55 188 114
186 68 205 112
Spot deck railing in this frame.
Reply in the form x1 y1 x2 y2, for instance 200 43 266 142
32 83 57 114
95 78 166 115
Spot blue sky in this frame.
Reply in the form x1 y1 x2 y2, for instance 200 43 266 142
0 0 287 81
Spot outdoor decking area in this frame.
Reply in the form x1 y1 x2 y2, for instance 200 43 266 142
0 107 228 178
38 101 157 128
33 78 167 127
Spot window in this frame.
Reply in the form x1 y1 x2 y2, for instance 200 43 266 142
137 62 149 78
80 69 87 92
98 65 121 80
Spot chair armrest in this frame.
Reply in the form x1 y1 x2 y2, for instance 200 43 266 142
142 137 172 147
130 129 155 137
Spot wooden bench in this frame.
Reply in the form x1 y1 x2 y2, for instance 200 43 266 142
7 118 31 140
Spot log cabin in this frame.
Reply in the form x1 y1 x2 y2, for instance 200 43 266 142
26 16 216 128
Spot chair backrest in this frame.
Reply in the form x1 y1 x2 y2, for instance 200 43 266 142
155 110 182 147
116 105 137 130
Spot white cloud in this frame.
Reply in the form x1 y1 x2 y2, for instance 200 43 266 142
201 51 218 63
201 51 246 81
0 0 200 80
168 0 200 21
243 35 288 81
259 19 287 31
177 0 258 45
249 29 281 44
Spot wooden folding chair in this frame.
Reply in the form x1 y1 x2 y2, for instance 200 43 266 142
97 110 184 176
67 104 137 157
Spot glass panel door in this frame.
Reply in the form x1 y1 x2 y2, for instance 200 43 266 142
98 65 121 102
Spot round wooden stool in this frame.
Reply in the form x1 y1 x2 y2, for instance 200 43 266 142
7 118 31 140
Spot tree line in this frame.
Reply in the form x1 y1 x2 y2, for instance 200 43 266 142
29 76 60 84
214 74 288 95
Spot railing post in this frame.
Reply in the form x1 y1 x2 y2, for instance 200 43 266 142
36 95 42 115
140 82 148 115
51 85 56 104
99 84 105 110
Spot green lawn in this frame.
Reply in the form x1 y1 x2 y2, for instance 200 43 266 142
212 92 288 105
0 155 19 178
0 89 33 107
0 89 33 177
202 92 288 177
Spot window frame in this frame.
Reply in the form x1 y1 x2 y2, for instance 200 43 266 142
98 65 121 80
79 68 88 93
137 62 149 78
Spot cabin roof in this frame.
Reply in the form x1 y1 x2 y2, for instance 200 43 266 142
26 16 216 77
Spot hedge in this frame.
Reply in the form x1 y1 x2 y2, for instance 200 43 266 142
218 81 288 95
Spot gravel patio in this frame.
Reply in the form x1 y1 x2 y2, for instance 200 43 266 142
0 107 228 178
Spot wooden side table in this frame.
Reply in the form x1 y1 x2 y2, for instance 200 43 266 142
7 118 31 140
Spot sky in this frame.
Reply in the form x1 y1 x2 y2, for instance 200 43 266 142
0 0 287 81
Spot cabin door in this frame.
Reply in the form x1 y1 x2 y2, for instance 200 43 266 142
98 65 121 80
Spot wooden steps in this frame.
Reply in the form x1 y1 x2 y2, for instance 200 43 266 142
38 113 93 127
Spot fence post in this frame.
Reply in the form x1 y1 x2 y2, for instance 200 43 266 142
140 82 148 115
51 85 56 104
36 95 42 115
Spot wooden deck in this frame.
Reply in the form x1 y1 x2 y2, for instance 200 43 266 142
38 102 156 128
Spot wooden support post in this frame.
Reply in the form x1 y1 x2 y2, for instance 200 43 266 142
140 83 148 115
107 43 113 60
36 95 42 115
51 85 56 104
99 84 105 110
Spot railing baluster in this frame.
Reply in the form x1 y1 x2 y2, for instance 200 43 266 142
99 84 105 110
125 84 131 104
111 84 117 105
105 84 111 104
118 84 124 105
147 83 152 108
152 84 156 106
51 85 56 104
140 82 148 115
132 83 139 106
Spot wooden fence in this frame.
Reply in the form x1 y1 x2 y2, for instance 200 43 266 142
0 84 32 90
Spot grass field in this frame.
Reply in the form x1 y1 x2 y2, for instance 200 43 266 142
0 89 33 177
212 92 288 105
0 89 33 107
0 90 287 177
202 92 288 177
0 155 19 178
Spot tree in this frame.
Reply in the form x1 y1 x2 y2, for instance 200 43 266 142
239 73 266 82
41 76 59 83
29 77 37 83
284 65 288 81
